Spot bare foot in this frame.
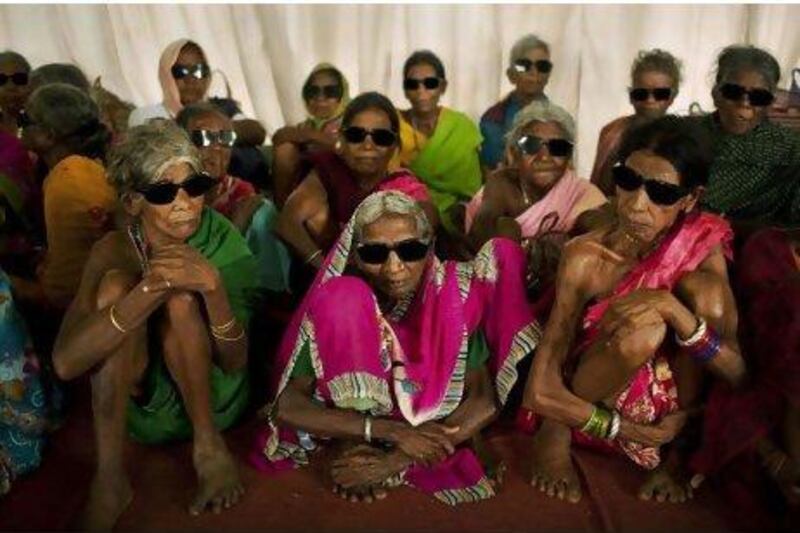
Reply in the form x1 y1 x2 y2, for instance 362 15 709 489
189 436 244 516
80 469 134 531
638 463 693 503
332 483 388 503
530 420 582 503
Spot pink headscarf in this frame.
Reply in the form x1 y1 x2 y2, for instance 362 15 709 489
158 38 204 117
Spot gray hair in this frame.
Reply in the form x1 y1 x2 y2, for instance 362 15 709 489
30 63 90 93
106 119 202 194
0 50 31 72
714 45 781 92
353 191 433 244
27 83 110 159
506 100 576 150
509 34 550 69
631 48 683 90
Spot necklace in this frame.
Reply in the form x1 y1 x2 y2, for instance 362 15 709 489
127 223 150 273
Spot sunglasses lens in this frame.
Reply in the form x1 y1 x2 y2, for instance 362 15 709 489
720 83 746 101
190 130 210 147
652 88 672 101
535 60 553 74
183 174 218 197
517 135 542 156
422 78 440 90
142 184 179 205
219 130 237 147
395 240 430 262
343 127 367 144
11 73 28 85
303 86 321 100
356 244 390 264
644 181 688 206
612 165 642 192
403 79 420 91
322 85 343 100
513 59 533 73
171 66 189 79
629 88 649 102
370 129 397 147
748 89 775 107
547 139 573 158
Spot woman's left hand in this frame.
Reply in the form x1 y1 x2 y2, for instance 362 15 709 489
144 244 221 295
598 289 671 337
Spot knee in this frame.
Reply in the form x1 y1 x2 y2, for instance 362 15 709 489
309 276 375 314
273 142 301 165
608 319 667 371
96 269 138 310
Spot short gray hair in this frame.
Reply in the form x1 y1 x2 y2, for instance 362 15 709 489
106 119 202 194
509 34 550 69
29 63 90 92
0 50 31 72
353 191 433 244
714 44 781 92
506 100 576 150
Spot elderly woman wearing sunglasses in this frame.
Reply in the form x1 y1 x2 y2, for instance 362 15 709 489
275 92 432 286
253 190 540 504
697 45 800 228
52 120 260 529
129 39 265 147
591 49 683 196
272 63 351 208
479 34 553 172
466 101 606 305
392 50 482 238
521 116 746 505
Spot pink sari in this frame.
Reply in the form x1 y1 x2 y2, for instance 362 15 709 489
464 169 594 236
209 174 256 219
571 211 733 469
250 191 541 504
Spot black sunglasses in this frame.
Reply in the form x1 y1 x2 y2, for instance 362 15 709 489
190 129 237 148
303 84 343 101
0 72 28 86
342 126 397 147
356 239 431 265
629 87 672 102
403 77 441 91
612 164 691 206
136 172 218 205
513 58 553 75
516 135 573 158
719 83 774 107
171 63 211 80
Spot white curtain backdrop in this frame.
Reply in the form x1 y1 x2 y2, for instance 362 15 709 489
1 3 799 177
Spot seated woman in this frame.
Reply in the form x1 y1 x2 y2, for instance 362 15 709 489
699 45 800 228
271 63 350 208
393 50 482 237
52 120 260 529
522 116 747 504
251 190 541 504
479 34 552 172
0 50 33 132
275 92 432 272
177 102 291 292
691 227 800 518
128 39 266 147
590 49 683 196
1 266 60 498
17 83 116 310
466 101 606 300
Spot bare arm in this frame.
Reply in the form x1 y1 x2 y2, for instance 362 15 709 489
274 171 328 268
467 175 516 252
438 366 498 447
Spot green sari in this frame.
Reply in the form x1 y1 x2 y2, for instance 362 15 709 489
127 208 260 444
408 108 483 233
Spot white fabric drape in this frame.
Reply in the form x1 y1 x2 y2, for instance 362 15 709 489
1 4 798 177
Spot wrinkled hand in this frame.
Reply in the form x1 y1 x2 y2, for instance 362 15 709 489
330 447 404 489
144 244 220 294
630 411 688 447
599 289 670 339
389 422 459 467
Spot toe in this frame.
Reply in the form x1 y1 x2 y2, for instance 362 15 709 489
566 483 582 504
374 488 388 500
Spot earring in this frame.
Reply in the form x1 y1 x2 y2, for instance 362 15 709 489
334 139 343 154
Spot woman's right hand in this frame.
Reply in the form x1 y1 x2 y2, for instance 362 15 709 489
386 421 459 466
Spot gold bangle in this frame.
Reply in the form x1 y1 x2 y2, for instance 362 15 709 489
109 304 127 333
211 317 237 335
211 325 245 342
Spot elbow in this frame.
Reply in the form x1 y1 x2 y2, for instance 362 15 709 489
53 351 78 381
